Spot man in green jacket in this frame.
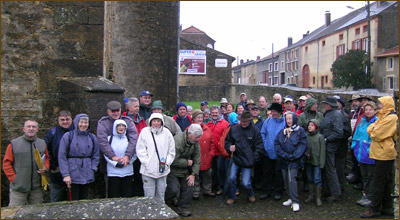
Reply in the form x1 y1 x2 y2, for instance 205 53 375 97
165 124 202 217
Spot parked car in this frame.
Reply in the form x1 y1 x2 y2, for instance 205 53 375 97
357 88 380 93
281 83 297 87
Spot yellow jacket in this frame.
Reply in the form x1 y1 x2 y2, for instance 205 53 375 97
367 96 398 160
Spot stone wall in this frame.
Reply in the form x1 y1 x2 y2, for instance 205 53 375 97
105 1 179 113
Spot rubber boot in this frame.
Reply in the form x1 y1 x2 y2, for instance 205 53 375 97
305 184 314 203
316 186 323 207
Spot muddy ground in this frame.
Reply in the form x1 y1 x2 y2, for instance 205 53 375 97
167 180 397 219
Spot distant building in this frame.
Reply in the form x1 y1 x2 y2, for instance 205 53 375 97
180 26 216 49
375 46 399 92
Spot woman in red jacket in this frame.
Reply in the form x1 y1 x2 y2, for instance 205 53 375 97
190 110 216 199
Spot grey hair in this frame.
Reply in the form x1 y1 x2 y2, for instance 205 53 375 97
259 96 268 102
126 97 139 107
273 93 282 99
187 105 193 110
188 123 203 137
210 105 220 114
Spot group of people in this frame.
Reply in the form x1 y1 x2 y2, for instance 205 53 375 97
2 90 397 218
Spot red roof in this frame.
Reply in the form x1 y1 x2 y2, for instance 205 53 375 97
181 26 205 34
375 46 399 57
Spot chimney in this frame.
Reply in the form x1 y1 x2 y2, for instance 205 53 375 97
256 56 260 60
288 37 293 47
325 11 331 27
240 59 244 65
246 59 249 62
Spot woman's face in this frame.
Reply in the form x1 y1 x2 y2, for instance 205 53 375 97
78 118 89 131
116 124 126 134
364 105 376 118
227 105 234 114
237 105 244 114
151 118 162 129
286 114 293 127
194 114 204 124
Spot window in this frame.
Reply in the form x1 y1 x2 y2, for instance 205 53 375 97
339 34 344 40
322 40 326 46
336 44 345 58
325 76 328 83
355 40 361 50
355 28 360 35
287 77 291 83
281 61 284 69
292 62 295 71
295 61 298 70
269 63 273 72
387 57 394 71
363 38 368 52
269 77 273 85
291 50 295 59
363 25 368 33
313 77 316 85
305 46 308 52
384 76 397 90
274 62 279 71
286 52 290 60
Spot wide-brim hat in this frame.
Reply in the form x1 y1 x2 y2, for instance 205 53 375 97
359 94 373 101
348 94 361 103
220 98 228 104
151 100 163 110
268 103 283 113
245 99 255 107
237 111 252 122
322 96 338 107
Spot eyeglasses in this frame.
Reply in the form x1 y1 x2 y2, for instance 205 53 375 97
111 109 120 113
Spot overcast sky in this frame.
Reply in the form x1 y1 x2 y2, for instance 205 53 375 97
180 1 369 65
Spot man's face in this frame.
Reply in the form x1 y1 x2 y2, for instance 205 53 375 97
284 101 294 111
259 97 267 108
310 104 318 112
298 99 306 108
211 109 220 120
360 98 368 106
152 108 162 114
58 116 72 129
250 108 260 117
351 100 360 108
140 95 152 106
128 101 140 115
188 132 202 143
240 94 246 102
23 120 39 138
241 120 251 128
323 103 332 111
178 106 187 117
271 110 280 118
201 105 208 111
107 109 121 120
221 107 227 114
187 109 192 116
273 95 282 104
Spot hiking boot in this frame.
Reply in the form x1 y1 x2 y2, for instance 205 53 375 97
203 191 216 197
259 193 270 200
326 195 343 202
360 209 380 218
316 186 323 207
248 196 256 203
226 199 235 205
305 184 314 203
192 194 200 200
273 193 282 201
176 206 191 217
283 199 293 206
292 203 300 212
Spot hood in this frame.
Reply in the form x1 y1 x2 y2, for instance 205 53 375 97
284 111 298 127
148 113 164 127
229 112 239 126
113 119 127 137
378 96 395 115
307 119 320 132
73 113 90 131
305 97 317 112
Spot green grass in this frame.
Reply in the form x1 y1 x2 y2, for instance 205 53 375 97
182 101 221 110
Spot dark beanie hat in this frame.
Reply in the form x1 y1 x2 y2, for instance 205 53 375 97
176 102 187 112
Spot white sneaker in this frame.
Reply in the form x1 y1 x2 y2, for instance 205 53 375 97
283 199 292 206
292 203 300 212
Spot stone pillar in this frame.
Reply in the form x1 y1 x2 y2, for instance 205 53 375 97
105 1 179 113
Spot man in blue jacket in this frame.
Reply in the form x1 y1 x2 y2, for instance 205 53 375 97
260 103 286 201
225 111 264 205
45 110 74 202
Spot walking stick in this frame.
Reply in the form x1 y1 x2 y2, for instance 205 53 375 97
68 187 72 201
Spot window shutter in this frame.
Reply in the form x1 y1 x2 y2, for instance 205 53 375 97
394 76 397 90
352 41 355 50
383 77 387 90
336 46 339 59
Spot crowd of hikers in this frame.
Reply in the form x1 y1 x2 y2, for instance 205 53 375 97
3 90 398 218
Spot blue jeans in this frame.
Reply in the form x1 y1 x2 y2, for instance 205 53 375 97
306 164 322 187
217 155 229 190
228 162 254 200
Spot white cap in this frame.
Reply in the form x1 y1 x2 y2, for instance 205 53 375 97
299 96 308 101
240 93 246 96
284 97 293 103
220 98 228 104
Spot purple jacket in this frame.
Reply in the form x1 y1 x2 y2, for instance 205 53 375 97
97 115 137 159
58 114 100 184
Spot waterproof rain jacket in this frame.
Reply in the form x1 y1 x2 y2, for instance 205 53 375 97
320 107 344 153
171 130 201 177
367 96 398 160
351 115 378 164
261 115 286 159
58 114 100 184
298 97 324 130
207 118 229 156
305 119 326 168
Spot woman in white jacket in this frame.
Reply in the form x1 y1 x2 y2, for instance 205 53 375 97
136 113 176 202
105 119 136 198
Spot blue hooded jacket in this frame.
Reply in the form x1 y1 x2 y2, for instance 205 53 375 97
351 115 378 164
261 113 286 159
58 113 100 184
